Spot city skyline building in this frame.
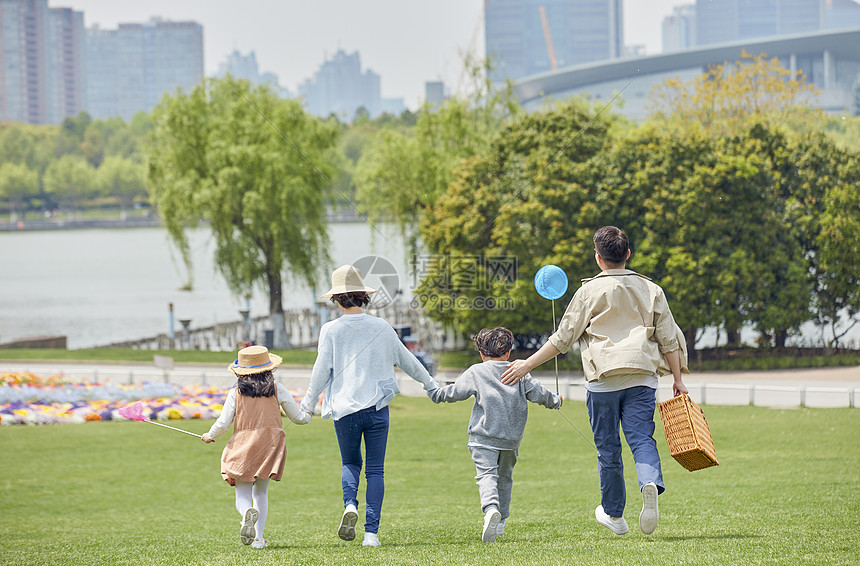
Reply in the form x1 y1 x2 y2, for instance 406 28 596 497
824 0 860 28
485 0 624 82
662 3 697 52
695 0 824 46
84 18 203 121
665 1 860 54
215 49 290 98
0 0 85 124
299 49 381 120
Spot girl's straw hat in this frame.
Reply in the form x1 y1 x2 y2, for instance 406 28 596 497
229 345 282 375
320 264 377 298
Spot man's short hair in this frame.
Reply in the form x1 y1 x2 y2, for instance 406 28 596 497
475 327 514 358
593 226 629 265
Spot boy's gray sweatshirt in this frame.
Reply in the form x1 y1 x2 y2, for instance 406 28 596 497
428 360 560 450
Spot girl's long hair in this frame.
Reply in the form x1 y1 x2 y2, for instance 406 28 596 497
236 370 276 397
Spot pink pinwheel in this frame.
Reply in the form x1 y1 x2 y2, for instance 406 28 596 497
118 401 202 438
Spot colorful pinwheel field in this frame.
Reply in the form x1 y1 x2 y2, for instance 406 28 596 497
0 371 304 426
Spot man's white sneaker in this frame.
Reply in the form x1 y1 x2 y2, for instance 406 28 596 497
595 505 629 535
482 508 501 543
362 532 381 547
338 504 358 541
496 519 506 536
640 482 659 534
240 507 258 545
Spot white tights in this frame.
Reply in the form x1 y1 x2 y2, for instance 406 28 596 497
234 478 270 541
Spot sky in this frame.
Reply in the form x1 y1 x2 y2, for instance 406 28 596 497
67 0 684 109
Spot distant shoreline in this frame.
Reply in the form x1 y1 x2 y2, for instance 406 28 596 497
0 211 367 232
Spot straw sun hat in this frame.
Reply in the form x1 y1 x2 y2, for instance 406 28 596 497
228 345 283 375
320 264 377 298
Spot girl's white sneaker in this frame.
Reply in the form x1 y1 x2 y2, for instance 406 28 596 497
251 539 267 549
240 508 258 545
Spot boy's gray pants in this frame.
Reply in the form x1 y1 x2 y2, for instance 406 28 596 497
468 445 518 519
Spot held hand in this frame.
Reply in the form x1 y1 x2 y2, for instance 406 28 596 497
673 380 689 397
501 359 530 385
201 433 214 443
556 394 563 409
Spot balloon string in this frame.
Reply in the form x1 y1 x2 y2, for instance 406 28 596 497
552 299 559 394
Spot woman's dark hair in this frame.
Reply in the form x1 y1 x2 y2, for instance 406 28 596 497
236 370 276 397
331 291 371 308
593 225 629 265
475 327 514 358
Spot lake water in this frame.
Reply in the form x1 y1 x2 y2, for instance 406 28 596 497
1 223 856 350
0 223 411 349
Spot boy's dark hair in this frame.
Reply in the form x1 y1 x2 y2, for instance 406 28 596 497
237 370 276 397
475 327 514 358
593 226 629 265
331 291 371 309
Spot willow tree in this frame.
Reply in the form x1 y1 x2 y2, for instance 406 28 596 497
148 78 339 348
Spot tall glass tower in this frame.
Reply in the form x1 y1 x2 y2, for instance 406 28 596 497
485 0 624 82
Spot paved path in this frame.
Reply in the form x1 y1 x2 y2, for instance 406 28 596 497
3 360 857 408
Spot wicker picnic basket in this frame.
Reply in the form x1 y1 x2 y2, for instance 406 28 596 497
658 393 718 471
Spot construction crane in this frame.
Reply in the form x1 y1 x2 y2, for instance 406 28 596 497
539 5 559 71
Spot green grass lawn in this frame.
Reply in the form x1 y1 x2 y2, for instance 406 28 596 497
1 398 858 565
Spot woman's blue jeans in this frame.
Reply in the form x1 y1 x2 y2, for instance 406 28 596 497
586 386 665 518
333 405 389 534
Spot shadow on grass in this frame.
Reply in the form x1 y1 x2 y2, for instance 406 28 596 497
266 538 487 550
659 533 761 541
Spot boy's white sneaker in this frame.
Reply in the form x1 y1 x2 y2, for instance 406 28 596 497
640 482 659 534
595 505 629 535
362 532 381 547
482 508 501 543
338 504 358 541
496 519 506 536
240 507 258 545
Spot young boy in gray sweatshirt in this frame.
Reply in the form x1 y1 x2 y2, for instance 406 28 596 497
428 327 561 542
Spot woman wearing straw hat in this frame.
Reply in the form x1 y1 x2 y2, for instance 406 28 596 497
202 345 310 549
300 264 440 547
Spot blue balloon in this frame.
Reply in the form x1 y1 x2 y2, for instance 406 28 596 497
534 265 569 300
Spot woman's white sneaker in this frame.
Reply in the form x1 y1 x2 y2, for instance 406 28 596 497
362 532 381 547
338 504 358 541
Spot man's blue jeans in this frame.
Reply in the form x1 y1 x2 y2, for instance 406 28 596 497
586 386 664 518
333 405 389 534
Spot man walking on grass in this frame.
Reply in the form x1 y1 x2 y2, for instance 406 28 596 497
501 225 689 535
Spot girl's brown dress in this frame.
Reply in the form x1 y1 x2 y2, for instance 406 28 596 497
220 391 286 486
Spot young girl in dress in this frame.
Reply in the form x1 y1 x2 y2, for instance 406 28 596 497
202 345 311 548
